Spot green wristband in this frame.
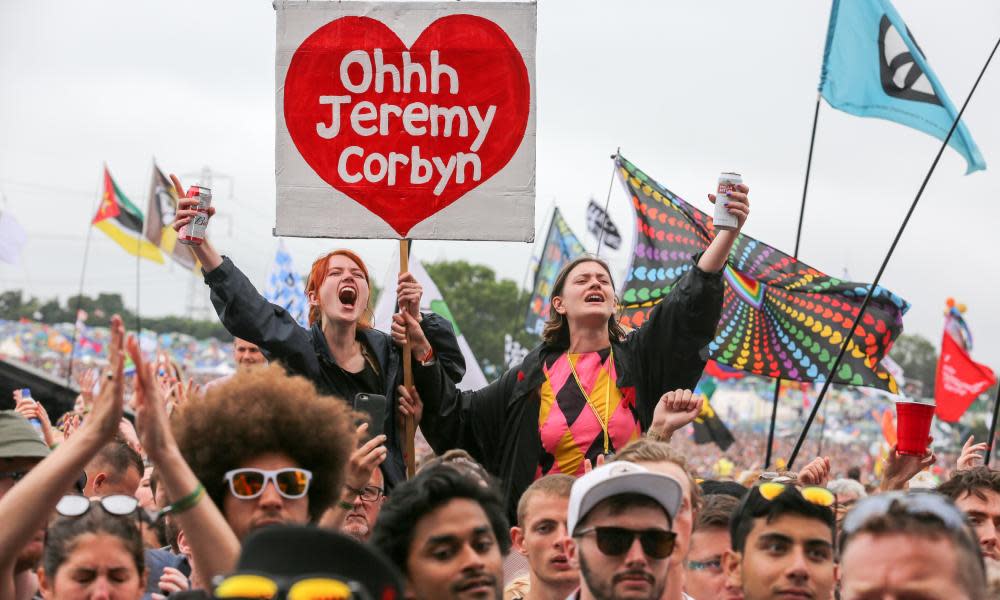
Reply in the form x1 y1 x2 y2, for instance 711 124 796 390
338 500 354 510
164 483 205 516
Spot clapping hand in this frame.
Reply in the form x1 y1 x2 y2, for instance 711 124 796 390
126 334 174 461
957 435 990 471
85 315 127 443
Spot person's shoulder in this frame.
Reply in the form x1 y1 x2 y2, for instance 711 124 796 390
145 547 182 567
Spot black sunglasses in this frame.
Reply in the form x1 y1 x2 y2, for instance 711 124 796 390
574 526 676 560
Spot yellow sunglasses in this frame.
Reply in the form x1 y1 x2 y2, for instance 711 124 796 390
213 574 368 600
757 482 835 508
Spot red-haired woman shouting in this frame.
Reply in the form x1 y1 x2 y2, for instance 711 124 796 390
170 175 464 488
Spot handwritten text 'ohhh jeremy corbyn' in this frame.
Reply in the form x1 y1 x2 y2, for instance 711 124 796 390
314 50 497 195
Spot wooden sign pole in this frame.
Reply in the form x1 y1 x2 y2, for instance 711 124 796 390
400 239 416 478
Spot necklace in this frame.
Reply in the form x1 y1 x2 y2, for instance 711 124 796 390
567 348 614 455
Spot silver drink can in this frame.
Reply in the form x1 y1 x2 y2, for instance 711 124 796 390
178 185 212 245
713 172 742 231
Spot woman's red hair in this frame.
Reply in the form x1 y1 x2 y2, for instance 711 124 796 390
305 249 372 328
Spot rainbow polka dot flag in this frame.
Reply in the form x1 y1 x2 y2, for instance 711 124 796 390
616 155 908 392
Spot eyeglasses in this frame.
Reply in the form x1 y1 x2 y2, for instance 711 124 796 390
224 468 313 500
842 492 967 536
756 482 835 508
56 494 156 524
574 526 676 560
686 557 723 573
346 485 384 503
213 573 371 600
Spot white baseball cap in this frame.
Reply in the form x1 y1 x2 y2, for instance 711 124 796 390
567 460 683 535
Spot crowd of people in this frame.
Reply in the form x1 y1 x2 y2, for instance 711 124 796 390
1 175 998 600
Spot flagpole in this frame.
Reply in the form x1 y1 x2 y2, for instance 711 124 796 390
135 242 141 333
788 35 1000 469
816 387 828 458
765 94 823 469
794 94 821 260
764 382 781 469
986 381 1000 465
66 166 104 386
510 199 555 340
595 148 620 257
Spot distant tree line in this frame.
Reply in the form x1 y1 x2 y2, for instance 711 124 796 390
0 290 232 341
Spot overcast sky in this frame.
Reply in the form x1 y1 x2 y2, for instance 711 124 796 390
1 1 999 369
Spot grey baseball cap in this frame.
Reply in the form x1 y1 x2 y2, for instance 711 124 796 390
567 460 682 535
0 410 50 459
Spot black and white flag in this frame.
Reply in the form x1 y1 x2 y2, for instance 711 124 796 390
586 199 621 250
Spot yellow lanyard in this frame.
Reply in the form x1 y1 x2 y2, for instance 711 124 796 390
567 349 614 454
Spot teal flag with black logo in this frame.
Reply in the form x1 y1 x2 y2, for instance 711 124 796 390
820 0 984 173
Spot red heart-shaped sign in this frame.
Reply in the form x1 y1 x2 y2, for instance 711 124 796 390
284 15 530 237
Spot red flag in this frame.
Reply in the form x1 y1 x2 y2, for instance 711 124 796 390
881 409 897 447
934 331 996 422
703 360 746 381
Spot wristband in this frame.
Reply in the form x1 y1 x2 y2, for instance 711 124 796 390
338 500 355 510
418 347 434 364
163 483 205 516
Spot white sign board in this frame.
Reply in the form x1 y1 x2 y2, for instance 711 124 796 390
275 1 536 241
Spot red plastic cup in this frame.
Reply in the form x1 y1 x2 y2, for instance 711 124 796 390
895 400 935 456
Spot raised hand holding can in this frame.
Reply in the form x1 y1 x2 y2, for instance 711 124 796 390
712 172 742 231
178 185 212 246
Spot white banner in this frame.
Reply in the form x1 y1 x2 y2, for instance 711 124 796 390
275 1 536 241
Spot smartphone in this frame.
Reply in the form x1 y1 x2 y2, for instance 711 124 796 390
353 393 387 439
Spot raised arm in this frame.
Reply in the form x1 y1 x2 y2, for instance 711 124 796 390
170 174 311 369
127 335 240 583
625 183 750 420
170 173 223 272
0 316 127 565
697 182 749 273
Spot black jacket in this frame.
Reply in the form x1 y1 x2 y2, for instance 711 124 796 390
415 260 724 520
203 256 465 488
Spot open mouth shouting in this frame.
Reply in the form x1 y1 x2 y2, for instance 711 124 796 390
585 291 606 304
338 284 358 308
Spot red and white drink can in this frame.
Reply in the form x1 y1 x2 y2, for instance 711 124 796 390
713 172 742 231
178 185 212 246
